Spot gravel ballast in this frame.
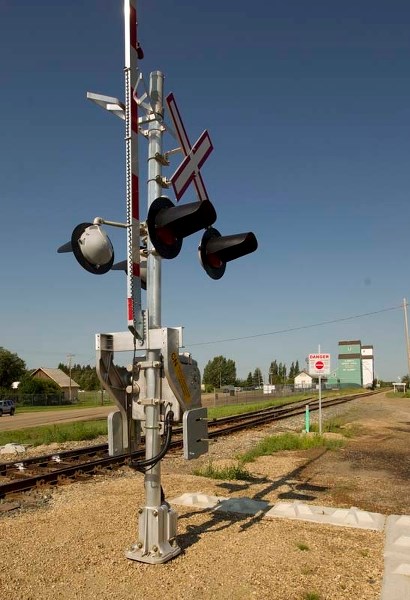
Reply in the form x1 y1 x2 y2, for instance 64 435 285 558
1 391 408 600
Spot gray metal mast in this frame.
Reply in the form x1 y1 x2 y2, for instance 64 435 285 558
126 68 181 564
145 71 164 514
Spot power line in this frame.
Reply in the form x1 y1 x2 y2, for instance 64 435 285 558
187 304 403 347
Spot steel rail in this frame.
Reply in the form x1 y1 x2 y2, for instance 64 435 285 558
0 397 316 474
0 392 375 498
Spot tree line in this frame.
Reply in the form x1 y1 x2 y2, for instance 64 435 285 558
3 346 398 397
57 363 101 391
0 347 60 396
202 355 301 390
0 347 105 396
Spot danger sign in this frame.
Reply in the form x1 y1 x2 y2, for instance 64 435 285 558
308 353 331 376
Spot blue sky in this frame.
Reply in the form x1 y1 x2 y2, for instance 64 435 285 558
1 0 410 381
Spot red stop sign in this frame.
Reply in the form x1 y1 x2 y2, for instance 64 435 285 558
315 360 324 370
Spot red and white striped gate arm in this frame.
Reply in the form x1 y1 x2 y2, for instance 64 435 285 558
124 0 143 339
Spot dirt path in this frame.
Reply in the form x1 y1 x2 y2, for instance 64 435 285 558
164 391 410 515
299 392 410 514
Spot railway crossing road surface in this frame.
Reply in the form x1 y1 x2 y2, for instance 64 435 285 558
0 406 113 432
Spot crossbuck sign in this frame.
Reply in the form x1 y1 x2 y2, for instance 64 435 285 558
166 93 213 202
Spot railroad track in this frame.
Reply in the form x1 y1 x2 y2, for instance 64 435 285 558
0 392 375 499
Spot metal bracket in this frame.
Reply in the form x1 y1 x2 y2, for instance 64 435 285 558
96 349 140 455
164 147 183 159
154 152 170 166
134 397 163 406
155 175 171 188
87 92 125 120
96 327 183 352
135 360 162 370
133 70 155 114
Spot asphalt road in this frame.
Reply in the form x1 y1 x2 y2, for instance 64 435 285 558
0 406 114 432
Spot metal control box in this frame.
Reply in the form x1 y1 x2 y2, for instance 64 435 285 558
132 353 201 423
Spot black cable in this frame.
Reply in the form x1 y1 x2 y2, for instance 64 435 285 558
187 304 402 347
130 409 174 473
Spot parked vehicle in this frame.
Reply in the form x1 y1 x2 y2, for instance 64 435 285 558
0 399 16 416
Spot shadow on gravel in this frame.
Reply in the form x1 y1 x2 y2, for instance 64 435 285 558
345 448 410 479
217 449 329 504
176 451 330 551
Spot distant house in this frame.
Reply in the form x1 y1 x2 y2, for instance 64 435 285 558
31 368 80 401
294 371 313 390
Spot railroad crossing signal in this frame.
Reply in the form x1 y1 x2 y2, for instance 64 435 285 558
199 227 258 280
164 92 257 275
56 0 258 568
147 197 216 259
57 223 114 275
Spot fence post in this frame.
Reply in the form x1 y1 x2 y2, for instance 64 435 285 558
305 405 310 433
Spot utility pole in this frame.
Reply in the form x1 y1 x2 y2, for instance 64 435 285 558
318 345 322 435
67 354 75 403
403 298 410 377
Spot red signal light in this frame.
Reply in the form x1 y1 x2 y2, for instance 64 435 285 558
199 227 258 280
147 197 217 259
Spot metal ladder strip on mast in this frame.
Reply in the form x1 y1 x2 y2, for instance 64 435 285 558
124 0 143 339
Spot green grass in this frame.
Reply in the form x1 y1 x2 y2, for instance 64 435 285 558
303 593 321 600
207 397 300 419
386 390 410 399
193 461 253 481
308 417 358 438
239 432 344 464
296 542 310 551
1 387 362 447
0 420 107 447
195 432 344 481
206 387 368 420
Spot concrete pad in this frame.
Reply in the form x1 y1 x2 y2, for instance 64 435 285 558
215 498 271 515
169 492 227 509
169 493 270 515
170 495 386 530
265 501 386 531
382 514 410 600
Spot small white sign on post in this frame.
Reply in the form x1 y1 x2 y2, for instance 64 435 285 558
308 353 331 376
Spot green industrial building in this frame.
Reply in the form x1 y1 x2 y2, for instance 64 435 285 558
326 340 374 388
